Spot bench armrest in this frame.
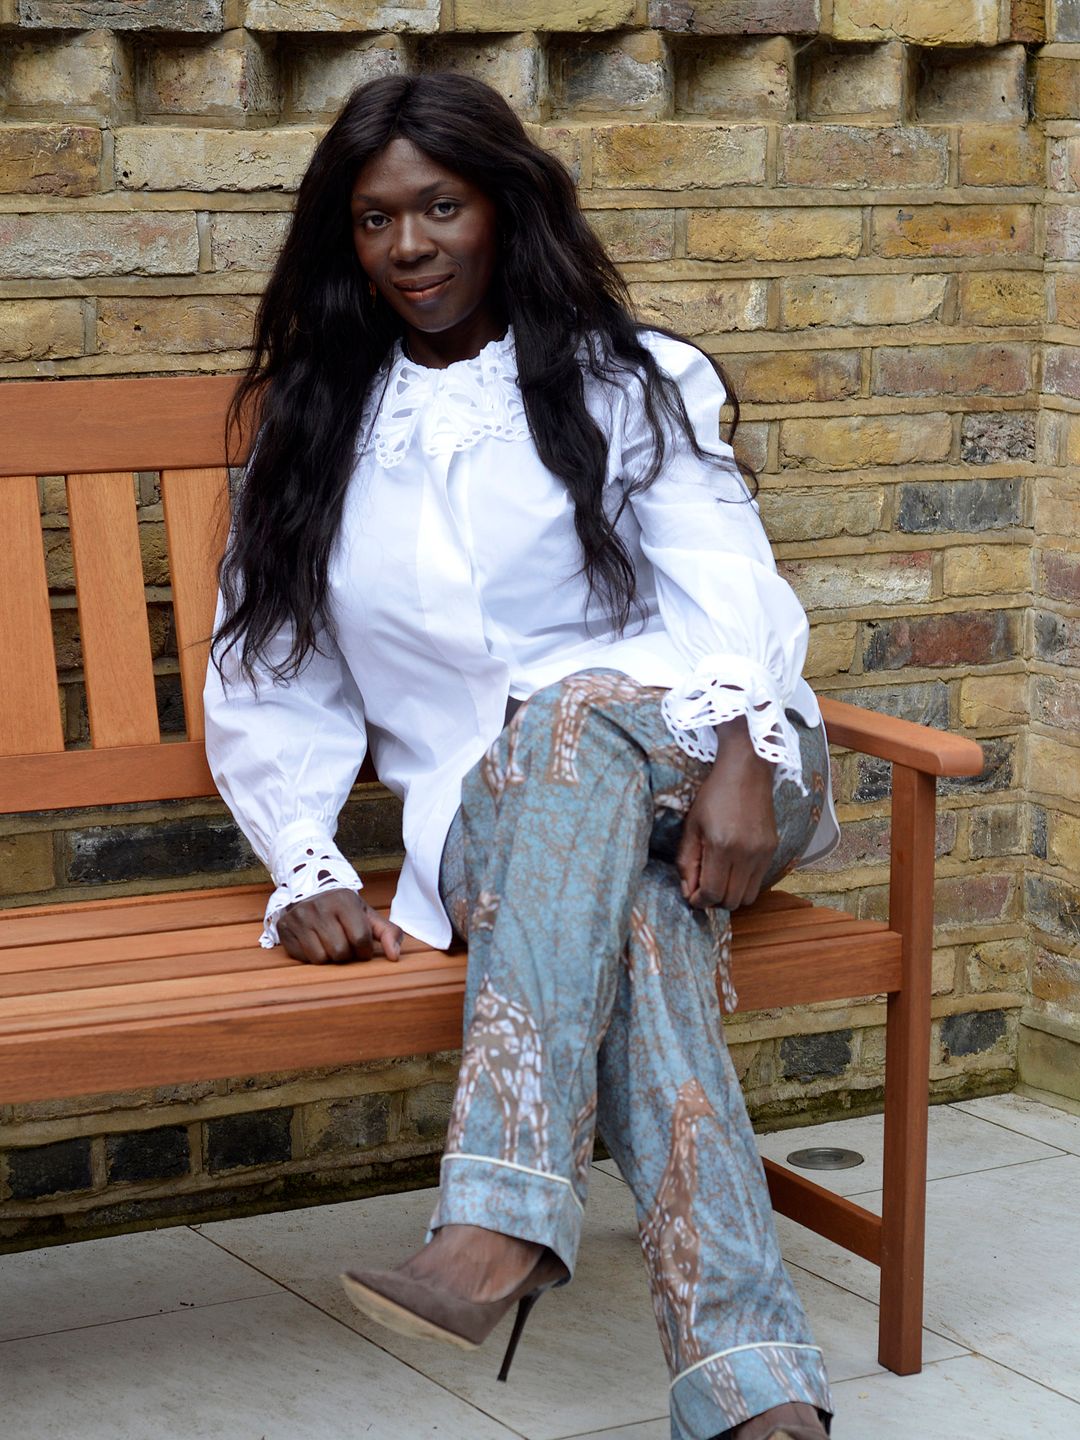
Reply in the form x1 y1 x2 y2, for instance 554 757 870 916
818 697 984 779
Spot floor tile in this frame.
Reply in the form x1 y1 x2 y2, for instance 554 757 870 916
0 1291 520 1440
955 1092 1080 1157
830 1353 1080 1439
755 1103 1063 1198
561 1422 668 1440
785 1262 965 1380
199 1169 673 1440
0 1226 279 1343
775 1154 1080 1402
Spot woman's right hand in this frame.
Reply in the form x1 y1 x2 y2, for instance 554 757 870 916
277 889 403 964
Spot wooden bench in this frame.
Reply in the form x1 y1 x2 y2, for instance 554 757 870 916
0 374 984 1377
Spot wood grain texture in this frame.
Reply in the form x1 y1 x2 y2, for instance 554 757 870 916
0 740 215 814
878 764 937 1376
67 472 159 748
161 468 230 743
819 696 984 777
763 1160 882 1265
0 476 64 757
0 376 244 478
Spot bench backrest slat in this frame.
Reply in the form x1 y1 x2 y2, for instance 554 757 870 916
161 468 230 743
0 476 66 756
68 472 161 749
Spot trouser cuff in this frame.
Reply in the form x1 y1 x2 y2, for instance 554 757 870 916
670 1342 833 1440
427 1153 584 1279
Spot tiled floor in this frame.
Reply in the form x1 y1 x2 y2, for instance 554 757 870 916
3 1092 1079 1439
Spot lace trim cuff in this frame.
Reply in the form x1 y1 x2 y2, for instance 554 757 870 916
260 822 363 949
661 655 807 796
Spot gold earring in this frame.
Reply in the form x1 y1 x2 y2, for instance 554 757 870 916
368 280 377 301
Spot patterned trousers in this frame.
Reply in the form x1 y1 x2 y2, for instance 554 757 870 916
431 671 834 1439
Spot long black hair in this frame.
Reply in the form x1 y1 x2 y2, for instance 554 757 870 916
216 72 752 682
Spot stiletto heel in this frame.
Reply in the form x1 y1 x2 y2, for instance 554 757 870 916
497 1288 542 1382
341 1246 567 1378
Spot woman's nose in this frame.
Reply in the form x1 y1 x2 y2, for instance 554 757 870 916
391 215 437 264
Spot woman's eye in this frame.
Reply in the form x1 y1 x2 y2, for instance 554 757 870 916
361 214 389 230
431 200 459 217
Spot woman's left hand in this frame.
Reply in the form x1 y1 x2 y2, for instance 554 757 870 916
676 717 778 912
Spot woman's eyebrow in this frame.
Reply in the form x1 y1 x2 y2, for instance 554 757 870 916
351 179 460 208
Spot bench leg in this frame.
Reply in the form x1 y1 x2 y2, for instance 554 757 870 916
878 764 936 1375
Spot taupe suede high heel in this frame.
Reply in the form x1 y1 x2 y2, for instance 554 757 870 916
340 1248 568 1382
723 1401 830 1439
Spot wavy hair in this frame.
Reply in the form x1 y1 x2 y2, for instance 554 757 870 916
216 72 752 682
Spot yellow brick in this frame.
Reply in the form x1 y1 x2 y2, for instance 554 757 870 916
0 298 83 362
960 271 1045 326
756 488 885 543
805 622 858 678
1029 734 1080 804
1035 53 1080 120
1036 476 1079 535
874 204 1036 258
959 125 1045 186
97 295 258 356
834 0 999 45
1066 416 1080 467
780 124 948 189
0 832 55 897
586 207 675 262
943 544 1031 597
959 673 1027 728
780 413 952 470
524 123 586 182
593 123 767 189
781 273 947 328
0 123 101 198
456 0 635 29
629 279 767 334
1048 812 1080 873
676 36 795 121
723 348 861 404
687 207 862 262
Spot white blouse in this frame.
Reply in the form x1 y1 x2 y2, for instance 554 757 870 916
203 328 840 950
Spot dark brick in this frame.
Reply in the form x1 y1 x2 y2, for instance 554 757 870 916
938 737 1014 796
155 673 187 736
1032 806 1048 861
64 815 257 885
937 872 1015 927
19 0 223 30
813 811 957 870
897 478 1023 534
940 1009 1007 1059
1026 873 1080 945
960 412 1036 465
309 1094 393 1156
856 735 1010 804
105 1126 190 1184
863 611 1019 671
206 1108 293 1173
403 1082 456 1141
7 1138 93 1199
649 0 820 34
336 794 405 862
834 680 950 729
1034 610 1080 667
780 1029 852 1081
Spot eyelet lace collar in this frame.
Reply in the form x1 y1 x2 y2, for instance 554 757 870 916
362 327 529 469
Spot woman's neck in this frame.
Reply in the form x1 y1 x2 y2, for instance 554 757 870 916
403 305 507 370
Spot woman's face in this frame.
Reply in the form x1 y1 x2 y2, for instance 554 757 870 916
351 138 503 367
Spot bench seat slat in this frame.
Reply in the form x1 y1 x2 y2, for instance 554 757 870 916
0 928 900 1036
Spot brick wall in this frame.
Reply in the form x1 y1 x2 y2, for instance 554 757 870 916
1 0 1075 1246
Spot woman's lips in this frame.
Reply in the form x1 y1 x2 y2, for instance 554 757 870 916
393 275 453 304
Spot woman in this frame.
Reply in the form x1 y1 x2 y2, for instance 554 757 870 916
204 72 839 1440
